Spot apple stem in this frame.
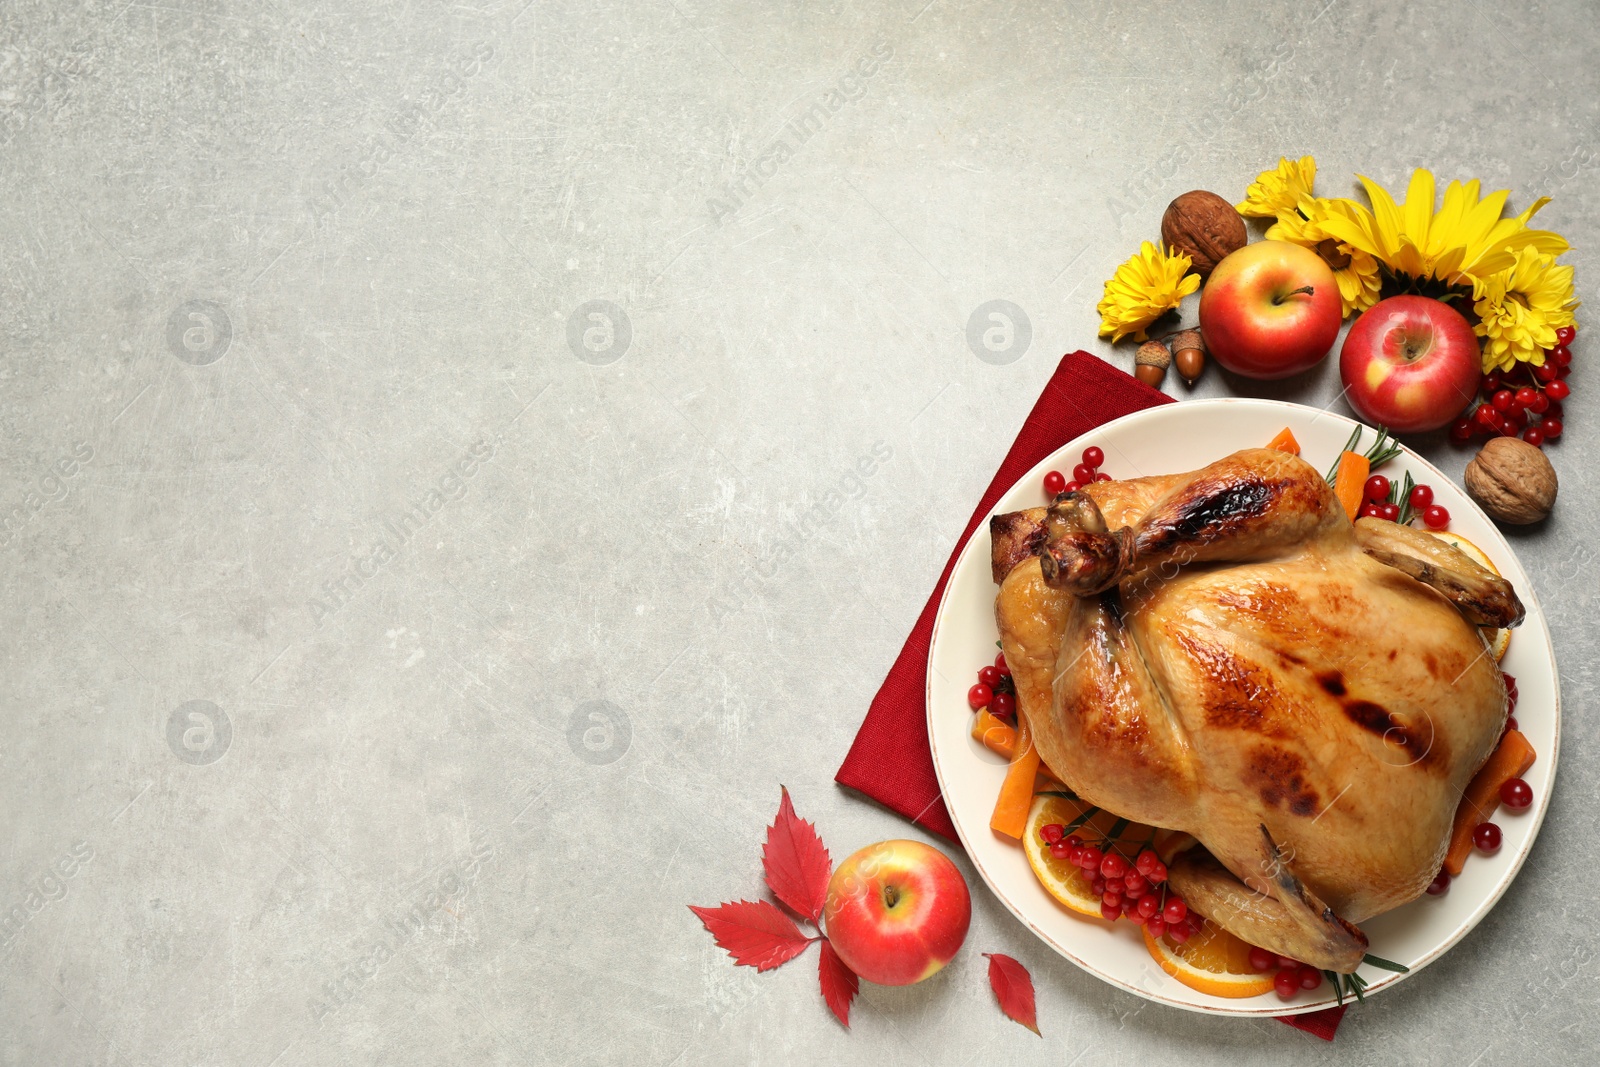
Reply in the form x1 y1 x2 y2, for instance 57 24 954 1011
884 885 900 908
1273 285 1315 306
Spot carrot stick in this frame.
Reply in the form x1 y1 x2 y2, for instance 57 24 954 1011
1332 451 1370 521
971 709 1016 758
990 707 1041 839
1443 729 1537 877
1266 427 1301 455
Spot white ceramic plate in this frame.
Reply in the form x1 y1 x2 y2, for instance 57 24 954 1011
926 398 1560 1016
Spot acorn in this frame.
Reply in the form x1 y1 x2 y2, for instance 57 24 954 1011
1171 329 1206 384
1135 340 1170 388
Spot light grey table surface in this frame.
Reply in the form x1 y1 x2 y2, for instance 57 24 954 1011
3 1 1595 1064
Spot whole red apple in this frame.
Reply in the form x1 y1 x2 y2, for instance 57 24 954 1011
823 840 971 986
1199 240 1342 379
1339 295 1481 433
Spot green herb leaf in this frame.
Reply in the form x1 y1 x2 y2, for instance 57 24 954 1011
1391 470 1416 525
1325 427 1364 484
1105 817 1130 841
1325 969 1345 1006
1361 953 1410 974
1062 807 1101 834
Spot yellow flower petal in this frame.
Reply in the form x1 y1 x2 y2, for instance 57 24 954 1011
1097 242 1199 343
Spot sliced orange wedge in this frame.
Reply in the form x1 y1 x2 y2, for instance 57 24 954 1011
1022 793 1154 919
1143 919 1276 999
1428 530 1511 661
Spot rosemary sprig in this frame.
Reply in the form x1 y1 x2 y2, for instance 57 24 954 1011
1363 426 1403 468
1325 426 1363 484
1105 817 1130 841
1061 806 1102 834
1389 470 1416 525
1361 953 1411 974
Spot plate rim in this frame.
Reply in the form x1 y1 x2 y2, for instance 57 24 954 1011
925 396 1562 1017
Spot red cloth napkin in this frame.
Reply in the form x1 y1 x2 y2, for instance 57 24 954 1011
835 350 1347 1040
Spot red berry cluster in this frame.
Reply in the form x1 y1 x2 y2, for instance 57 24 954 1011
968 653 1015 719
1247 946 1326 999
1038 826 1202 942
1450 325 1574 448
1043 446 1111 497
1356 475 1450 530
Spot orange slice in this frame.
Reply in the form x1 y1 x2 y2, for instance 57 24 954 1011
1143 920 1276 999
1021 793 1154 919
1428 530 1511 661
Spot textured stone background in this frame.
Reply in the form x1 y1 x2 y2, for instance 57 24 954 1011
2 0 1595 1063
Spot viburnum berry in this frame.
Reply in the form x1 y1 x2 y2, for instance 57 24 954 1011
1100 899 1121 921
1535 364 1559 384
1123 873 1148 898
1298 965 1323 991
1491 389 1515 412
1090 875 1105 896
1274 969 1300 999
1064 480 1082 493
1515 386 1539 409
1049 842 1071 860
1423 505 1450 530
1147 860 1168 883
978 666 1002 689
1163 898 1188 925
1065 834 1083 849
1504 673 1519 713
1135 850 1158 876
1504 716 1518 733
1359 502 1384 519
1068 846 1085 866
967 683 993 709
1043 470 1067 496
1524 427 1545 448
1099 852 1129 880
1082 446 1105 469
1096 472 1113 482
1474 822 1502 854
1041 823 1064 845
1364 475 1390 502
1146 916 1168 939
1249 947 1276 973
1136 894 1161 919
1450 418 1474 443
1102 890 1122 910
1551 344 1573 366
1380 502 1401 522
1073 463 1096 484
1167 921 1192 944
1546 379 1571 401
994 652 1010 675
1556 325 1576 345
1501 778 1533 808
1408 484 1434 510
990 692 1015 718
1078 845 1103 871
1542 417 1563 439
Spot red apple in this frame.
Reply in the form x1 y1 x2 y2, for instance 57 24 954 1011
1339 295 1481 433
823 840 971 986
1198 240 1342 379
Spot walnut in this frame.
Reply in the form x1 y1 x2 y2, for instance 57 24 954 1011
1161 191 1247 277
1464 437 1557 525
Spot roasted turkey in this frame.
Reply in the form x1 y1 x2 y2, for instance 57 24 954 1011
990 447 1522 971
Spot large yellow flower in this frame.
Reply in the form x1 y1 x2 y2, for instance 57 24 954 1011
1237 156 1317 220
1267 196 1383 318
1472 247 1579 372
1097 242 1200 343
1317 169 1569 286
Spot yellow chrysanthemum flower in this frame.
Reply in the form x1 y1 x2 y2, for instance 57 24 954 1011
1317 169 1569 287
1237 156 1317 220
1097 242 1201 343
1472 247 1579 373
1267 196 1383 318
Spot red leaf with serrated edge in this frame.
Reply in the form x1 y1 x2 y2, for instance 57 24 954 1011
984 953 1040 1035
762 786 832 923
818 938 859 1028
689 901 815 971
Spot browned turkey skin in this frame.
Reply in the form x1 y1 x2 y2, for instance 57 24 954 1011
991 448 1522 972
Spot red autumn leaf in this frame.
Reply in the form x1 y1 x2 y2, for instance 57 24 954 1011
984 953 1040 1035
689 901 815 971
762 786 832 923
818 938 859 1028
